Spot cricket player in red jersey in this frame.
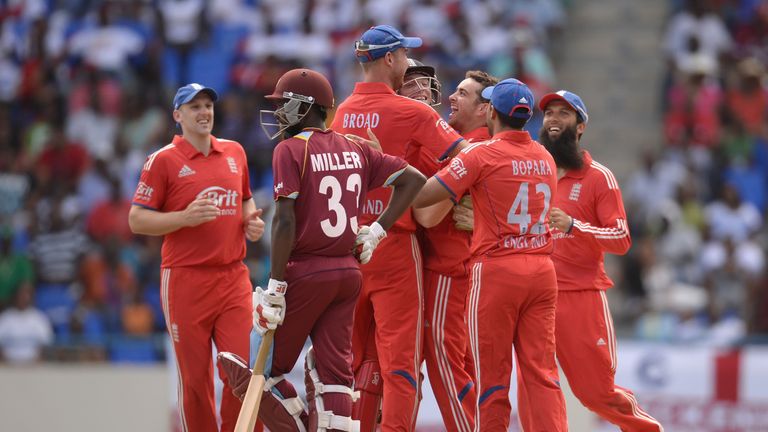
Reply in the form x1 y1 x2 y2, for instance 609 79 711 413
217 68 426 432
401 66 500 432
330 25 469 432
128 83 266 432
516 91 663 432
413 79 567 432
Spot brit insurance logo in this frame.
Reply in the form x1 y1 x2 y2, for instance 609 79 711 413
448 157 468 180
197 186 239 216
135 182 153 201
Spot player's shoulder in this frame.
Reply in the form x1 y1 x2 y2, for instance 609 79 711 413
585 158 620 190
216 137 247 156
459 138 497 156
142 142 176 171
394 95 439 116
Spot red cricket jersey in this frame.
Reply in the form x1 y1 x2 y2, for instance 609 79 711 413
551 151 631 291
272 128 407 258
330 82 463 233
132 135 252 267
420 126 490 276
435 130 557 259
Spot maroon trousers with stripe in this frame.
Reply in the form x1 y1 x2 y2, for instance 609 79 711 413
467 255 567 432
422 270 475 432
352 231 424 432
519 290 663 432
161 263 253 432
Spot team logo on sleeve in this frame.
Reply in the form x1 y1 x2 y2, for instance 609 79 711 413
436 118 452 133
448 157 468 180
197 186 239 216
135 182 153 201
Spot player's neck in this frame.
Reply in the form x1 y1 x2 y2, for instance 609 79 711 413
363 69 397 89
184 132 212 156
463 119 487 135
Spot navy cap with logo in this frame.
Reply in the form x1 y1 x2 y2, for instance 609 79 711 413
173 83 219 110
354 25 422 63
539 90 589 124
481 78 534 120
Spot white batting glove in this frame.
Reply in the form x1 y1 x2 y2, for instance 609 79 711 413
253 279 287 335
354 222 386 264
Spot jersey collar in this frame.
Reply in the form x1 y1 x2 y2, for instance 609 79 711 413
352 82 396 95
173 135 223 159
463 126 491 142
493 129 532 143
562 150 593 179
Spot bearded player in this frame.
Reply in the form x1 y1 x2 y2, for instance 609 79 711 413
516 90 663 432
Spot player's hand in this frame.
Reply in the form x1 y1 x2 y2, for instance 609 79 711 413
549 207 574 233
345 127 382 151
244 208 265 242
183 197 220 227
453 195 474 231
354 222 386 264
253 279 287 335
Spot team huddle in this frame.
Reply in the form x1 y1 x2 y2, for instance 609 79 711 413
130 24 663 432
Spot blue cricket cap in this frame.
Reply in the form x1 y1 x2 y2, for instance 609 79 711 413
539 90 589 124
173 83 218 110
354 25 422 63
481 78 534 120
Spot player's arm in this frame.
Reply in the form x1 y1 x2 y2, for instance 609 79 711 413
438 138 469 161
128 198 220 236
375 165 426 230
269 197 295 281
242 198 265 242
412 177 454 228
354 165 425 264
551 186 631 255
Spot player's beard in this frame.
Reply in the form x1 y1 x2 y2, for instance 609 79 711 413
539 123 584 170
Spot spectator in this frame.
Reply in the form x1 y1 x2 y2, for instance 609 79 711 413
0 283 53 364
0 226 34 309
85 178 133 243
28 197 89 285
704 183 762 242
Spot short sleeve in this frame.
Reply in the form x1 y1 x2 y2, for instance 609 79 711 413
272 140 302 200
434 147 484 204
132 156 167 210
360 142 408 190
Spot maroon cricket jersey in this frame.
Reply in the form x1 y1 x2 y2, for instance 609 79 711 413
272 128 408 258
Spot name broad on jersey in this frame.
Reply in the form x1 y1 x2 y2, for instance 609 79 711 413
342 112 380 129
310 151 363 172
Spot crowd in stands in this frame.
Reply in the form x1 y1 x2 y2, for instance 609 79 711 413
2 0 765 365
0 0 567 363
622 0 768 346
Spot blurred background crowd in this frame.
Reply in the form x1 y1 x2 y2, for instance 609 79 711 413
0 0 765 365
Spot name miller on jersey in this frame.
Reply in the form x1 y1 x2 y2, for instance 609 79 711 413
310 151 363 173
511 159 554 177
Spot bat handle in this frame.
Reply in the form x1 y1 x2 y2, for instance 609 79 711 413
253 330 274 375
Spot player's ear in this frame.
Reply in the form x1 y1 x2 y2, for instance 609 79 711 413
172 109 181 123
576 121 586 136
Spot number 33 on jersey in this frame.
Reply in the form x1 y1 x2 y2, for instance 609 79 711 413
271 129 408 257
435 131 558 258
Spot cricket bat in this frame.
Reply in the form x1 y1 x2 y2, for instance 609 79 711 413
234 330 274 432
